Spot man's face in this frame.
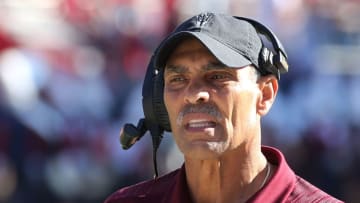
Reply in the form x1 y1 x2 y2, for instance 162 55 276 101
163 38 262 160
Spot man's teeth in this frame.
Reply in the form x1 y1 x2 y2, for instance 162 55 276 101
188 120 214 128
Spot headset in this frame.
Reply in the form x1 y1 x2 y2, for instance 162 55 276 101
120 16 289 178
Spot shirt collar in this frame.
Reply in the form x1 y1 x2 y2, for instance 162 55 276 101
162 164 193 203
248 146 297 202
163 146 296 203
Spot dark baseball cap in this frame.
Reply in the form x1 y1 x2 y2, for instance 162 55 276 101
153 12 262 70
153 12 288 78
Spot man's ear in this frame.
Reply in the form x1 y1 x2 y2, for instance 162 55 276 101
256 75 278 116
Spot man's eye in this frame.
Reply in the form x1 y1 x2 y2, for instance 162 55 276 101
168 76 185 83
210 73 228 80
212 75 224 79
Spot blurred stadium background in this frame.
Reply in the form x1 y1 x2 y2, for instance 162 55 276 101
0 0 359 202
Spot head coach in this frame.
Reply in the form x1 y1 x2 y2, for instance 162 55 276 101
105 12 343 203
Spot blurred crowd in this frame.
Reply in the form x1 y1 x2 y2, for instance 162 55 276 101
0 0 359 202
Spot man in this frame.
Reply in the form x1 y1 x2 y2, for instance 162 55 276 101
105 12 343 203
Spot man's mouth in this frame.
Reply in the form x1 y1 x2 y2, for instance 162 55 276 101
176 104 222 127
186 119 216 129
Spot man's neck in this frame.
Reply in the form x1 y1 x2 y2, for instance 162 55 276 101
184 146 269 203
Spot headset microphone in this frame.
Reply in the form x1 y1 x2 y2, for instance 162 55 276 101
120 118 163 178
120 119 147 150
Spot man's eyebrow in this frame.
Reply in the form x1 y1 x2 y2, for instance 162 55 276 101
164 64 188 74
164 62 228 74
202 62 227 71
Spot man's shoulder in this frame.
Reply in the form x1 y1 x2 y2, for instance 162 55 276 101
104 169 181 203
289 176 343 203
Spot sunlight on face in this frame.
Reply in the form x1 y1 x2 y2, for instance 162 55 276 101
163 38 261 160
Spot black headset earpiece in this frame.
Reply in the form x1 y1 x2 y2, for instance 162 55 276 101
143 61 171 132
136 48 174 133
259 46 280 79
234 17 289 79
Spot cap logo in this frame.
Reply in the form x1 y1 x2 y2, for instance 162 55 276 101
196 12 212 27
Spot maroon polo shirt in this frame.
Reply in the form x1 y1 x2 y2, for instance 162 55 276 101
105 146 343 203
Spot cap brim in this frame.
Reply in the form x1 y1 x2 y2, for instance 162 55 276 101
154 31 252 69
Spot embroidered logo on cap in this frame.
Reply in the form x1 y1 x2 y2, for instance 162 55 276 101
196 12 213 27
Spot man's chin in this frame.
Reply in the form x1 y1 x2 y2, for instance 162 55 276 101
183 143 227 160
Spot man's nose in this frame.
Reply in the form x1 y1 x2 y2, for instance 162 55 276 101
184 80 210 104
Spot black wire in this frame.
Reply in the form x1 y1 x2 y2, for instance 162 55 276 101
150 126 163 179
153 143 159 178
